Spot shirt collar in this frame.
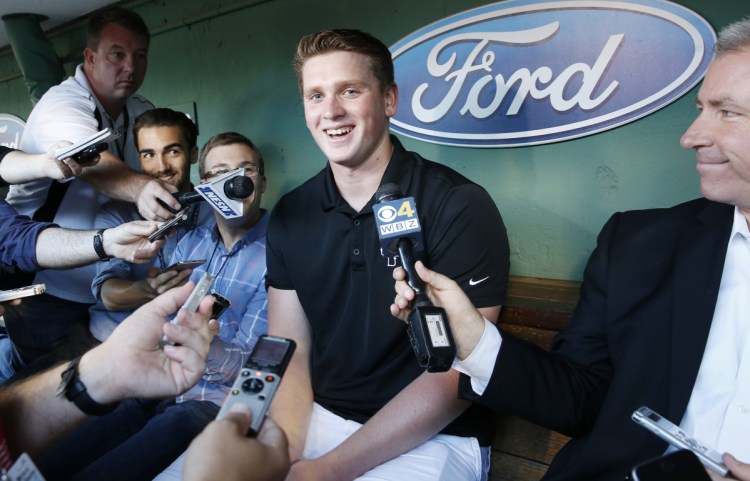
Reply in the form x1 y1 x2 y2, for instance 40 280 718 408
209 208 268 250
320 135 414 214
729 206 750 243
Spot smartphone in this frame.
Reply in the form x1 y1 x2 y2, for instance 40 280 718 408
631 406 728 476
630 450 712 481
210 292 231 320
217 335 296 435
159 272 215 348
55 128 120 161
73 143 108 164
148 208 191 243
0 283 46 303
164 259 206 272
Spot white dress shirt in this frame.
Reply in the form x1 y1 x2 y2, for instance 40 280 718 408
678 206 750 462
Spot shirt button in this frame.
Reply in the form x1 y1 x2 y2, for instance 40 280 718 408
738 405 750 413
353 248 360 256
353 220 361 227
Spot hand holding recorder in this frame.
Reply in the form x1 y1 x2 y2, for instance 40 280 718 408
216 335 296 435
184 403 290 481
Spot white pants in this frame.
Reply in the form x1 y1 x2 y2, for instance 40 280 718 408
303 403 489 481
152 403 490 481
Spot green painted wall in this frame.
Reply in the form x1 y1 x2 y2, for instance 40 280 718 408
0 0 745 280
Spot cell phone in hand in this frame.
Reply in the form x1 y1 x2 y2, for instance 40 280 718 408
55 128 120 161
159 272 215 348
216 335 296 435
0 284 46 303
630 450 712 481
210 292 230 320
164 259 206 272
631 406 728 476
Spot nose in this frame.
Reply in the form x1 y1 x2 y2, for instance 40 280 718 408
154 154 169 173
680 113 711 150
121 54 135 73
323 95 345 120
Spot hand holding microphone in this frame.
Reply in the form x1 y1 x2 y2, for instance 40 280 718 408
374 183 456 372
150 171 255 242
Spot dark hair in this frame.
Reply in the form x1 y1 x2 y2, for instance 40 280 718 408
293 29 394 92
87 7 150 51
133 108 198 151
716 17 750 55
199 132 265 177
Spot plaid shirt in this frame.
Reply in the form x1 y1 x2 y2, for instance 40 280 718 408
172 210 268 405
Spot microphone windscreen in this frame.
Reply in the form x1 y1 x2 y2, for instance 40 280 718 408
374 183 402 203
224 175 254 199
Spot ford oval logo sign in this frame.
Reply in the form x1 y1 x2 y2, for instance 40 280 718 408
389 0 716 147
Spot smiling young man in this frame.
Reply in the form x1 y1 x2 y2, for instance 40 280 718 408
3 7 183 375
88 108 214 342
266 29 510 481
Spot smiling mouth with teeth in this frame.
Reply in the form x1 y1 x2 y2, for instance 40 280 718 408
326 127 352 137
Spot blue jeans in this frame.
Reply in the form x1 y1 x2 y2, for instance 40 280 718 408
38 398 219 481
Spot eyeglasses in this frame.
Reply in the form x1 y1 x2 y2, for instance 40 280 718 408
202 165 262 180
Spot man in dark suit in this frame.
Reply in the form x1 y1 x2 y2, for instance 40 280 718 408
391 17 750 481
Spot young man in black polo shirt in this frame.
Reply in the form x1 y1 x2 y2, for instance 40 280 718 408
266 29 510 480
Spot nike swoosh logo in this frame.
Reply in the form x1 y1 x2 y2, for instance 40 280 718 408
469 276 489 286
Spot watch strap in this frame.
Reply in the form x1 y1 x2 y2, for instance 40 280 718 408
93 228 113 261
57 356 119 416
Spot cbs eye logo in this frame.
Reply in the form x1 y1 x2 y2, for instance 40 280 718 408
376 205 398 223
376 200 417 223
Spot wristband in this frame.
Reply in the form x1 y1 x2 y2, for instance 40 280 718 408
56 356 119 416
93 228 114 261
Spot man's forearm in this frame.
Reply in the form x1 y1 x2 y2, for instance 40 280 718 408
0 363 87 457
78 154 149 203
269 354 314 461
0 150 49 185
101 278 157 311
35 228 100 268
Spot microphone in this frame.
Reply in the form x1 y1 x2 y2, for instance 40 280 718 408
173 175 254 206
373 183 456 372
150 175 255 242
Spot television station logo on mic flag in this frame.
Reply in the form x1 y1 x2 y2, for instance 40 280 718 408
373 196 424 261
194 168 247 219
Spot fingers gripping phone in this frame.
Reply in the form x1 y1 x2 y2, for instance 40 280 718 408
630 450 712 481
217 335 296 435
631 406 728 476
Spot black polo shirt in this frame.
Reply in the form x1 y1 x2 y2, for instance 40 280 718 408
267 136 510 445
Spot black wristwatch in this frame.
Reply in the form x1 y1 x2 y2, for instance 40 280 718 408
56 356 119 416
93 228 114 261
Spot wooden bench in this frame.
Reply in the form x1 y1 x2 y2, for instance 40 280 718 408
489 276 581 481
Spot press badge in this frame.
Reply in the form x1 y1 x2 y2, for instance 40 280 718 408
3 453 46 481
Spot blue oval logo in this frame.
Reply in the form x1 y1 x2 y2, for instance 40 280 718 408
0 114 25 149
389 0 716 148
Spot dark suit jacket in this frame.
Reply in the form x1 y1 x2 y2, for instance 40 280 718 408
459 198 734 480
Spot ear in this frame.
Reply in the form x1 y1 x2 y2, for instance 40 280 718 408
83 47 96 70
189 146 199 165
258 175 267 195
385 83 398 118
